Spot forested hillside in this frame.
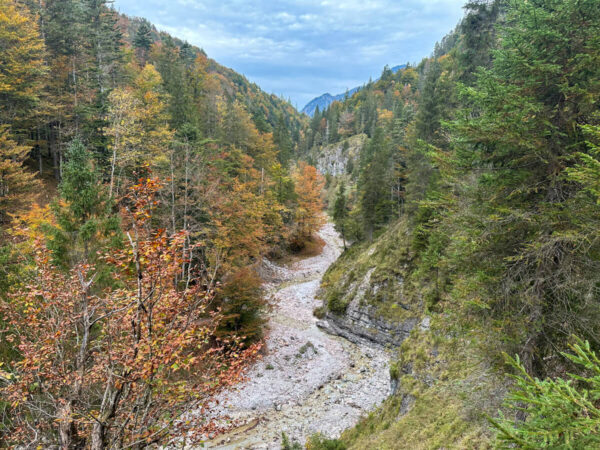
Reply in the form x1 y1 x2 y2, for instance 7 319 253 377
2 0 600 448
0 0 320 447
308 0 600 447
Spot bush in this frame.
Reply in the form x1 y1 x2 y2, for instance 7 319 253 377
282 432 302 450
327 289 348 313
214 268 266 344
313 306 326 319
389 361 400 381
307 433 347 450
491 338 600 448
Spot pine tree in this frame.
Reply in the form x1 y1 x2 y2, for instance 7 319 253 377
82 0 123 159
333 180 348 249
415 59 443 144
47 138 118 269
133 19 153 63
152 37 193 128
452 0 600 373
359 128 392 240
491 339 600 448
274 113 293 166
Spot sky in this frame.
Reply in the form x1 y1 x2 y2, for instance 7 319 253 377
113 0 467 110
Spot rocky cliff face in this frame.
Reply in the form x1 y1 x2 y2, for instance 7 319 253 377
318 221 422 349
316 222 508 449
317 306 417 348
316 265 418 347
310 134 366 177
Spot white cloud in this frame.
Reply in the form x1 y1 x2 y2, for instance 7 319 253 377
115 0 467 107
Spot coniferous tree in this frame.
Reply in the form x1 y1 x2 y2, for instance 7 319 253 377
152 37 193 129
133 19 152 63
452 0 600 373
47 139 119 269
333 180 348 249
492 339 600 448
274 113 293 166
359 128 392 240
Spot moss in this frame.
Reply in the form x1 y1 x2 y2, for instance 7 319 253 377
298 341 316 355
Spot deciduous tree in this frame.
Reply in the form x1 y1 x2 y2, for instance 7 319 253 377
292 162 325 245
1 176 257 448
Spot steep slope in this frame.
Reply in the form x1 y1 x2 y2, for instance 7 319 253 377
318 221 508 449
301 65 407 116
121 16 306 134
301 88 360 117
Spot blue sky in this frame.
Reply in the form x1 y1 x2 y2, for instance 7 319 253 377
113 0 467 109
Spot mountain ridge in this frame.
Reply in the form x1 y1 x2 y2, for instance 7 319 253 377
301 64 407 116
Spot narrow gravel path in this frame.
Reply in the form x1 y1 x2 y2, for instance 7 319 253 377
203 224 391 449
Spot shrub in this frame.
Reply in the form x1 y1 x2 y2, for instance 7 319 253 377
313 306 326 319
282 432 302 450
491 338 600 448
327 289 348 313
307 433 347 450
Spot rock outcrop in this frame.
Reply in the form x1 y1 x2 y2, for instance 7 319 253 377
317 306 417 348
317 222 420 348
311 134 366 177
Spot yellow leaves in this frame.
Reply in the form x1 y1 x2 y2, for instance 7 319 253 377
105 67 173 184
293 162 326 239
0 362 15 382
377 108 394 123
0 0 46 103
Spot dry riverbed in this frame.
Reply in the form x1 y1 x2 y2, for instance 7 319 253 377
202 224 391 449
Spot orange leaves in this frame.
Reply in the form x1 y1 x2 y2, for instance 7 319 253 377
1 175 256 447
292 162 326 243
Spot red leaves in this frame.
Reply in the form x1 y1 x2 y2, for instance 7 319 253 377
1 175 256 447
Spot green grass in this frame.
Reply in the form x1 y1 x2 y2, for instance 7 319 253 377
316 218 510 449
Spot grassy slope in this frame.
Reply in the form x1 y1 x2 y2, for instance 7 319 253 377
319 221 509 449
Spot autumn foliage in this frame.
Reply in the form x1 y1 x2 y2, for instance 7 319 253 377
291 162 326 248
0 177 258 448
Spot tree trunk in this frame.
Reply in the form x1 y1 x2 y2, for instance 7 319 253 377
58 401 77 450
90 422 105 450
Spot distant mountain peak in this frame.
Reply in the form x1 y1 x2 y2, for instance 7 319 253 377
301 64 407 116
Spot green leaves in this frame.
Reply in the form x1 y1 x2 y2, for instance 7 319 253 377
492 339 600 449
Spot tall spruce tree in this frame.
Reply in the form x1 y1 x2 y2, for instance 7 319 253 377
333 180 348 249
133 19 152 63
359 128 392 240
274 113 293 166
452 0 600 374
48 139 119 269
